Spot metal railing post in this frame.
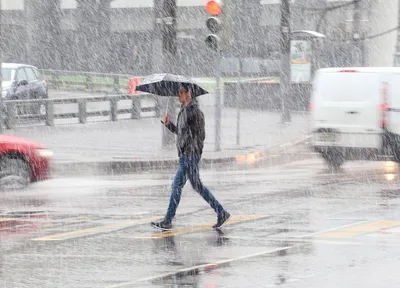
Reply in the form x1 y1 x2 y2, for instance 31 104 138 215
110 97 118 121
113 75 120 94
131 95 141 119
86 74 92 91
78 98 87 124
5 102 16 129
53 71 60 90
45 100 54 126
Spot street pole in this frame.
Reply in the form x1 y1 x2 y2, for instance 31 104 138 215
153 0 163 114
162 0 177 148
215 48 222 152
154 0 177 148
236 61 242 146
280 0 291 123
236 80 240 146
394 0 400 66
0 0 3 134
352 0 363 66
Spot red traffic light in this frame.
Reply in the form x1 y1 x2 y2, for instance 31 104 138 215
205 0 222 16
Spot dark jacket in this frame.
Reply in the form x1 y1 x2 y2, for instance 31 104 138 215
166 100 205 157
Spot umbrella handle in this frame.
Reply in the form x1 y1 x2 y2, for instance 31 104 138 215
160 97 170 124
165 97 170 114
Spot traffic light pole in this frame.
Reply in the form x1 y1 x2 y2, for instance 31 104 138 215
153 0 177 148
162 0 178 148
215 48 222 152
204 1 224 151
0 0 3 134
236 60 243 146
280 0 291 123
352 0 364 66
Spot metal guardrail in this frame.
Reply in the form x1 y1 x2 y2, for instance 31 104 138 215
3 94 164 129
39 69 143 93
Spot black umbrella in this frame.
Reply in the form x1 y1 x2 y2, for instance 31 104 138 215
135 73 208 97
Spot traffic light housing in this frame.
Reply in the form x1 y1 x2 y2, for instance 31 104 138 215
205 0 234 52
206 16 222 34
205 1 222 51
205 0 222 16
205 34 219 51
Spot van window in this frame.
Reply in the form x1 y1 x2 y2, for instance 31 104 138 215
16 68 28 82
316 72 379 103
25 68 37 82
2 68 15 81
33 68 43 80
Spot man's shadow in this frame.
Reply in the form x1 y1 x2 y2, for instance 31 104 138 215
149 228 232 286
150 227 230 260
212 228 230 247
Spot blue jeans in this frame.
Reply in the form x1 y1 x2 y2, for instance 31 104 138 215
165 156 225 222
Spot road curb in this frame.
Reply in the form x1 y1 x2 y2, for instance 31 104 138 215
52 156 238 176
0 218 34 230
0 218 20 229
52 134 311 176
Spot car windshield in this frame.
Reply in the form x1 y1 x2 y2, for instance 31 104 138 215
2 68 15 82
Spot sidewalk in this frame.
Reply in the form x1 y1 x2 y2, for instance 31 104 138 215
5 107 310 173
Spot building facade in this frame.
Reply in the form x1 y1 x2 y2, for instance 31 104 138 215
1 0 398 76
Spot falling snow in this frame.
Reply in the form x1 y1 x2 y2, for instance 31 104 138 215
0 0 400 287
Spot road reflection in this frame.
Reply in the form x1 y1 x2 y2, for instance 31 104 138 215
383 161 399 182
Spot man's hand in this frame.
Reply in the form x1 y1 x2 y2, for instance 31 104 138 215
162 114 169 125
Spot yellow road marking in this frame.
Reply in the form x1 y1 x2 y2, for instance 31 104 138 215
315 220 400 238
0 218 18 222
32 216 162 241
366 226 400 237
134 215 269 239
385 226 400 233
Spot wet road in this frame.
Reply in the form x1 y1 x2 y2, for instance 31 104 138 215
1 153 400 287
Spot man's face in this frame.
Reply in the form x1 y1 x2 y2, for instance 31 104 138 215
178 87 188 103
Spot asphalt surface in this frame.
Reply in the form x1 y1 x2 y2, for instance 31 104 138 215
1 148 400 287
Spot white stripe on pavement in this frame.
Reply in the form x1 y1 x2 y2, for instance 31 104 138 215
293 220 370 238
106 246 293 288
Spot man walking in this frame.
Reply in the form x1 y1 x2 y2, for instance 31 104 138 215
151 84 230 230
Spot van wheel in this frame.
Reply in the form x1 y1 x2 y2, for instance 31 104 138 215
321 151 344 171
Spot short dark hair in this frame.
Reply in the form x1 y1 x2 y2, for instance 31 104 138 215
179 83 191 93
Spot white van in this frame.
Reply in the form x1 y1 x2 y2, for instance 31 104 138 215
309 67 400 169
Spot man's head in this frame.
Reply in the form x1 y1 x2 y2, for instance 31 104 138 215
178 84 192 104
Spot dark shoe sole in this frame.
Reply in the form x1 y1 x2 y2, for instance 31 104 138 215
151 223 172 231
213 213 231 229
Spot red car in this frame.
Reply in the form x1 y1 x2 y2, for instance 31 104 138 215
0 134 53 184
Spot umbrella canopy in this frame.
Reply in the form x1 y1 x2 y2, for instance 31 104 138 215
135 73 209 97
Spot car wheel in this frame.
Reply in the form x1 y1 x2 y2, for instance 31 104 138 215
0 157 31 188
